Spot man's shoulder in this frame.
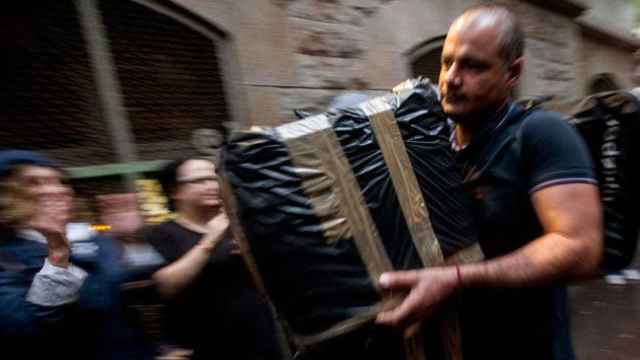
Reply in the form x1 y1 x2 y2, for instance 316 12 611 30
517 107 578 141
520 107 568 128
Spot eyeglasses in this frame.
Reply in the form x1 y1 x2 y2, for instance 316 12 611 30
176 176 218 185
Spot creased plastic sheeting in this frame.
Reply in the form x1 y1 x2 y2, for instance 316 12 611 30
361 95 444 267
221 78 481 350
222 131 383 339
334 83 480 266
569 91 640 271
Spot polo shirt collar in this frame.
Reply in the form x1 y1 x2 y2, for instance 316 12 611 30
451 101 524 156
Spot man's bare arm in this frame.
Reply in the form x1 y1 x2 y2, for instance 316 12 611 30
461 182 602 286
376 183 603 327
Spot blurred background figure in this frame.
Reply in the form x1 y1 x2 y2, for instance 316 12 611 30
97 193 163 273
145 157 284 360
631 49 640 99
95 192 170 356
604 48 640 285
0 150 154 360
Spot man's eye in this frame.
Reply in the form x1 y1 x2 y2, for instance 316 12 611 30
466 61 487 71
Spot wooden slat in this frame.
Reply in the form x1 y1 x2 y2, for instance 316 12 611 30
362 98 444 267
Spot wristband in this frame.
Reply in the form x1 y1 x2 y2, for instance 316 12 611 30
455 264 463 288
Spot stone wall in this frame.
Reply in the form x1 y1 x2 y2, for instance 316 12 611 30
276 0 397 119
579 0 636 33
581 36 634 92
371 0 585 101
173 0 636 126
503 0 582 101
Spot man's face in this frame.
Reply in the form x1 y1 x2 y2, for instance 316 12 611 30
438 18 519 122
14 165 73 221
174 159 221 209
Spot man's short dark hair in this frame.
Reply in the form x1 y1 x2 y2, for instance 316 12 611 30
462 4 526 64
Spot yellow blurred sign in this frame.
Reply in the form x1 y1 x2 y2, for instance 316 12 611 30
135 179 174 224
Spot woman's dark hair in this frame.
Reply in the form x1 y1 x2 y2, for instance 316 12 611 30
157 157 216 211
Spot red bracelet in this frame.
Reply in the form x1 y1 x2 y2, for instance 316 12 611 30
455 264 463 288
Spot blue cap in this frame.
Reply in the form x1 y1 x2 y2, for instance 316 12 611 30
0 150 60 177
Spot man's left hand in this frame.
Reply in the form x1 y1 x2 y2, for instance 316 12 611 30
376 266 459 328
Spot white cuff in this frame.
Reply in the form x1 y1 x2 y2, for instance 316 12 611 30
26 259 88 306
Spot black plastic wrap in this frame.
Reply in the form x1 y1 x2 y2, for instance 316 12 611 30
569 91 640 271
221 79 479 348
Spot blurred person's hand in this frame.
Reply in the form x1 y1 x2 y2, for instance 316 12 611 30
106 210 143 237
156 347 193 360
29 189 73 267
97 193 144 239
207 209 241 255
198 211 229 252
205 211 229 236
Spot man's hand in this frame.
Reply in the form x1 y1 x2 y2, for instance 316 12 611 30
376 266 459 328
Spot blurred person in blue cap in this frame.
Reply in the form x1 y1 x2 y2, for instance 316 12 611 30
0 150 154 360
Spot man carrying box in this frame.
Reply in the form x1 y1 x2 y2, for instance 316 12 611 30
377 5 603 360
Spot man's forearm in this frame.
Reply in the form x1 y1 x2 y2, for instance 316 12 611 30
461 183 603 288
459 232 601 288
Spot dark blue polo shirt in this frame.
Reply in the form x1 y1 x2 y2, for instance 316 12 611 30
451 103 596 360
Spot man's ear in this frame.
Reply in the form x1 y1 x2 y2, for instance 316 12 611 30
506 57 525 87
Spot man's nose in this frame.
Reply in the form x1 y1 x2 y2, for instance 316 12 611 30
444 63 462 88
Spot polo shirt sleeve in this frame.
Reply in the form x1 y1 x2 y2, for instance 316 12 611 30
520 110 597 194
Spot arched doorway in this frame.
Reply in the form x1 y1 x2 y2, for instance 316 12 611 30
588 73 621 94
409 36 445 86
